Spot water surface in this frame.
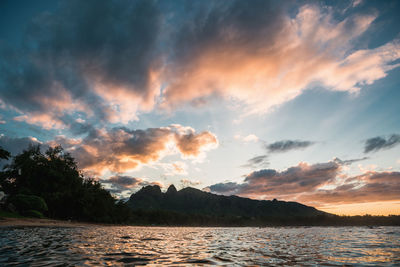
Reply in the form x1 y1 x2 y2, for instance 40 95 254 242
1 226 399 266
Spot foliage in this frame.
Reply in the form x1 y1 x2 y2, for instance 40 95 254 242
0 210 26 219
0 145 133 223
0 146 10 160
23 210 44 218
10 194 48 213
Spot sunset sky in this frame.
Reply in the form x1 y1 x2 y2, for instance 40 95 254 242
1 0 399 215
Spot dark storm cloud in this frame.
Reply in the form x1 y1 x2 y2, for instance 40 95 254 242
364 134 400 153
0 0 162 126
266 140 315 153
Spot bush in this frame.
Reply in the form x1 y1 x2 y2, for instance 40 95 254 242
11 194 48 213
23 209 44 218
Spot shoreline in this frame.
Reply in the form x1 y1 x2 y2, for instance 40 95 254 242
0 217 107 228
1 217 400 228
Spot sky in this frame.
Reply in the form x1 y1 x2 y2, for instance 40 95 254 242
0 0 399 215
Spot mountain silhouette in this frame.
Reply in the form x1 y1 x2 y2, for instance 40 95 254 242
127 184 326 219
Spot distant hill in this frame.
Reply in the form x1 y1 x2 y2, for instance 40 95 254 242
127 184 327 220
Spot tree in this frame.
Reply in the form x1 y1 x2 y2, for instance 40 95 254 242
1 145 133 223
0 146 10 160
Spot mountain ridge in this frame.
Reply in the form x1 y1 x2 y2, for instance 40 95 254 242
127 184 327 219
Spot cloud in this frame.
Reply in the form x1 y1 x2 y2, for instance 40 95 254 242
14 114 66 130
266 140 314 153
208 158 400 207
49 124 218 174
333 157 369 165
162 2 400 114
234 134 259 143
0 0 163 128
208 161 340 199
102 175 145 189
155 161 188 176
241 139 318 169
174 127 219 158
1 1 399 131
100 175 163 197
180 178 202 188
353 0 363 8
364 134 400 153
0 135 43 156
241 155 269 169
298 171 400 205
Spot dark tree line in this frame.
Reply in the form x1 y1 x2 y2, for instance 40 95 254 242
0 145 132 223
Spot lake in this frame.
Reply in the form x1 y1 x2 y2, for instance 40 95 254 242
1 226 399 266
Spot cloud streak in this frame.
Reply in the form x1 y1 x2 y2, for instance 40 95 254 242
241 155 269 169
364 134 400 153
266 140 314 153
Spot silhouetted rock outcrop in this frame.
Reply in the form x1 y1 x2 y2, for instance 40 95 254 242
166 184 177 195
127 185 326 219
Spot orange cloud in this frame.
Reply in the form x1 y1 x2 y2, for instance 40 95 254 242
175 131 218 157
162 5 400 115
12 85 90 129
91 69 162 123
14 113 65 130
52 125 218 175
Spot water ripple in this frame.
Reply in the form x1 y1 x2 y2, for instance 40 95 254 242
0 226 399 266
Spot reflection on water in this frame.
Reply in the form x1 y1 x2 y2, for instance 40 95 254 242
0 226 399 266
